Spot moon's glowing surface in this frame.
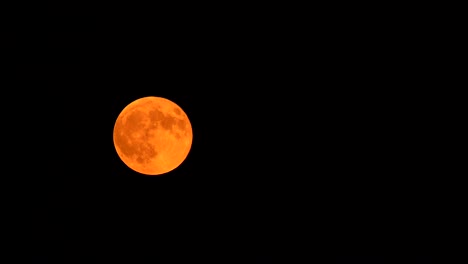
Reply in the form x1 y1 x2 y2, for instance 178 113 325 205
113 96 193 175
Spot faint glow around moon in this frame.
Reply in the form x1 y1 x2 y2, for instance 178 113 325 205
113 96 193 176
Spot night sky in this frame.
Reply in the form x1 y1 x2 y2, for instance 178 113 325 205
20 9 438 264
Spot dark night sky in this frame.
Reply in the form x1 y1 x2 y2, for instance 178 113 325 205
18 7 439 264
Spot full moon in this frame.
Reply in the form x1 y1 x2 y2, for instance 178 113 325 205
113 96 193 176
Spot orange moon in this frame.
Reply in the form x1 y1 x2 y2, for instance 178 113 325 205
113 96 193 176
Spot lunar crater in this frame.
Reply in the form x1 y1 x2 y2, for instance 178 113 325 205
174 107 181 113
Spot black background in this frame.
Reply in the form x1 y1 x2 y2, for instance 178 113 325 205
18 5 439 264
